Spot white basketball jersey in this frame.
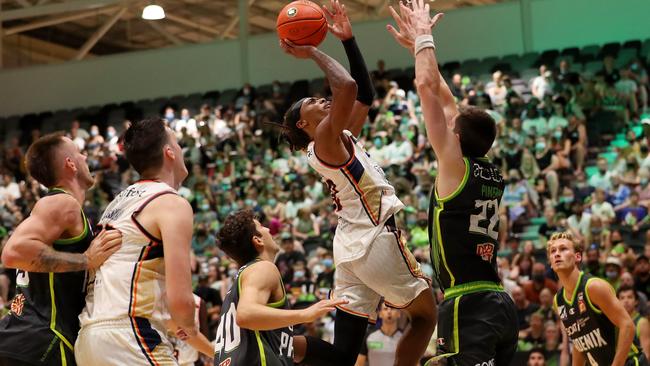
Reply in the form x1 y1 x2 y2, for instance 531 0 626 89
79 181 177 328
307 131 404 264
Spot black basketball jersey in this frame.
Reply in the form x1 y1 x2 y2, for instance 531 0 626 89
0 189 93 365
555 272 642 365
428 157 505 291
214 260 294 366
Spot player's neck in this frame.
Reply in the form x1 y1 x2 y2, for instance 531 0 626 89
258 250 275 263
558 268 581 297
53 180 86 205
141 170 177 190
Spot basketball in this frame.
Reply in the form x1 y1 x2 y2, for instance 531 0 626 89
277 0 328 47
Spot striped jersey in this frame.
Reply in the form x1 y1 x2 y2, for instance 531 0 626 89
79 181 176 329
0 189 93 365
307 130 404 264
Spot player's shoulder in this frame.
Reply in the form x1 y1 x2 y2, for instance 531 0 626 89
240 260 281 288
245 260 281 276
145 190 189 210
33 192 80 223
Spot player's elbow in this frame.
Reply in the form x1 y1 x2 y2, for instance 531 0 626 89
167 294 195 326
236 306 255 329
416 77 438 94
1 242 21 268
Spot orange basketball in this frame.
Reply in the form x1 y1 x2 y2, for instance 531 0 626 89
277 0 328 47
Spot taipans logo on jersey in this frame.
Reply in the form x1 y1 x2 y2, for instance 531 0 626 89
219 358 231 366
558 305 567 320
436 338 445 346
287 7 298 17
476 243 495 262
10 294 25 316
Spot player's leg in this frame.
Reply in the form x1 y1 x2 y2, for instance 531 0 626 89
494 292 518 366
298 262 379 366
354 223 435 366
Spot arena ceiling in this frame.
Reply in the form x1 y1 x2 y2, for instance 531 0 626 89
0 0 505 69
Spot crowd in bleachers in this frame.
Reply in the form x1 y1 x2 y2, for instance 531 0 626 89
1 39 649 365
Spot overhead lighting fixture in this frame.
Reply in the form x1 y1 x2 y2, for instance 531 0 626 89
142 3 165 20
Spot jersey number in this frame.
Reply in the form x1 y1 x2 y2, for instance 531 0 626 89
468 199 499 240
214 303 241 355
587 353 598 366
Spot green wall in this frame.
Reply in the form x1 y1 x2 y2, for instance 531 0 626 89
0 0 648 118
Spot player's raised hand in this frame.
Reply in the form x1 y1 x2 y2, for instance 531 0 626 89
322 0 353 41
84 228 122 270
279 39 316 59
386 0 444 53
301 298 349 323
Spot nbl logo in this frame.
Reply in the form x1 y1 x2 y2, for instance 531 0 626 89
476 243 495 262
287 7 298 17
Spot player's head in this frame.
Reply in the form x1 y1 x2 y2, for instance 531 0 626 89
123 118 188 188
617 284 638 315
281 97 331 151
451 106 497 157
547 231 583 273
527 348 546 366
25 132 94 189
217 210 280 266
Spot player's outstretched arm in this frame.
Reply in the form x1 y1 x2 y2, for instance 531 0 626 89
587 278 635 366
155 194 198 338
237 261 347 331
387 1 463 171
280 40 357 149
1 194 121 272
323 0 374 137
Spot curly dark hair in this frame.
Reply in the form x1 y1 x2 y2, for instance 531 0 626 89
453 105 496 158
123 118 168 176
25 132 66 188
281 98 312 151
217 210 261 266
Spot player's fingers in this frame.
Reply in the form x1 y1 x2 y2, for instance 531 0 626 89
329 298 349 306
430 12 444 27
388 6 404 29
386 25 410 46
321 4 334 20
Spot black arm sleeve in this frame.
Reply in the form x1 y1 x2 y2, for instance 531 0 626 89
342 37 375 106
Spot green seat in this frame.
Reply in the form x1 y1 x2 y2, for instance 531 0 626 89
530 217 546 225
585 166 599 179
611 139 629 149
598 151 618 165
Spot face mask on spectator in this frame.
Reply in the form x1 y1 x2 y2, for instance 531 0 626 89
642 178 649 186
268 198 277 207
90 129 98 137
165 112 174 121
535 142 546 152
322 258 333 268
553 131 562 139
107 131 115 139
417 219 427 227
606 270 618 279
294 270 305 279
407 216 416 227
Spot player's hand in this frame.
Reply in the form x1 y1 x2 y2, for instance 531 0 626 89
323 0 353 41
301 298 348 323
84 228 122 270
279 39 316 59
386 1 443 53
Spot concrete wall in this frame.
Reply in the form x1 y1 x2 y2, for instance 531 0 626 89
1 0 649 118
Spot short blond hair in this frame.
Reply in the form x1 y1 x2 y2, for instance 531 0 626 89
547 231 583 254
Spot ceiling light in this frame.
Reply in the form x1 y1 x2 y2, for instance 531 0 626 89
142 3 165 20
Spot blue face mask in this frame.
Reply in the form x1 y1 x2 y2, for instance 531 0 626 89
294 270 305 278
165 113 175 121
322 258 333 268
535 142 546 152
554 131 563 139
244 199 254 207
268 198 277 207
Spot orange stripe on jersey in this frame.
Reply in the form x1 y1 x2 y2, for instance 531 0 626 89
341 167 379 225
129 244 161 366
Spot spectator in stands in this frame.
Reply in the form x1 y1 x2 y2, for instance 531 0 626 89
523 103 548 137
567 200 591 244
486 70 508 110
635 255 650 299
523 263 558 305
532 65 554 100
610 175 632 207
355 302 403 366
537 288 558 323
512 285 540 335
564 114 587 172
597 55 620 84
618 285 650 357
591 187 616 226
527 348 546 366
542 321 562 365
193 273 222 337
604 256 623 290
520 312 545 349
615 191 648 236
450 73 464 100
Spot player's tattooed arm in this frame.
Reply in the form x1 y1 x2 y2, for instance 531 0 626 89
2 195 121 273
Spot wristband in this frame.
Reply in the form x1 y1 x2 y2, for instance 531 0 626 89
415 34 435 55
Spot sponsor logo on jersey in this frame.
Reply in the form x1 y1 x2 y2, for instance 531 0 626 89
436 338 445 346
10 294 25 316
219 357 232 366
571 328 608 352
558 305 567 320
578 299 586 314
476 243 495 262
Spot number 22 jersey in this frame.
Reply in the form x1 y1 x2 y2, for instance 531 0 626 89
429 157 505 290
214 261 294 366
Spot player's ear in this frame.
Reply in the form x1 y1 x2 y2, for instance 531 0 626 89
296 120 307 129
251 234 264 251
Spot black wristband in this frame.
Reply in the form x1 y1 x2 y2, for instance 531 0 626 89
342 37 375 106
